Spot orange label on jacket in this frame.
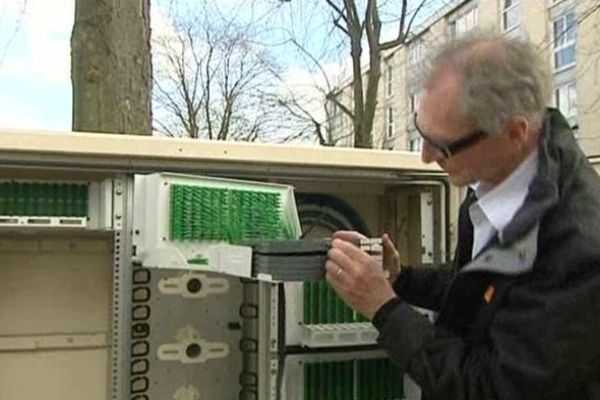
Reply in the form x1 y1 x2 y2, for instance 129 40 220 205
484 285 495 304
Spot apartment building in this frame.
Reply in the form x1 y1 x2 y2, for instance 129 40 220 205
327 0 600 156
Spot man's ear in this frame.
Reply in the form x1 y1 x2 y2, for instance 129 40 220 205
506 116 529 143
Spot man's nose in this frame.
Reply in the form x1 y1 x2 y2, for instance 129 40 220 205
421 141 443 164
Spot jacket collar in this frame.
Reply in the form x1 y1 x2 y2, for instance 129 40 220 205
500 108 576 245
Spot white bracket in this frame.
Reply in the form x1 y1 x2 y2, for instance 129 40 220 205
157 272 229 298
141 243 253 278
420 191 435 263
157 325 229 364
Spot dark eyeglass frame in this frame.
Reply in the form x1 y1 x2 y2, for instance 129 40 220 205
413 113 489 158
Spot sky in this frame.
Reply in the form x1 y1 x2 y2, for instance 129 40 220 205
0 0 73 130
0 0 447 134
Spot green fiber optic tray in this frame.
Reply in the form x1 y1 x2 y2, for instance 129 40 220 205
133 173 301 278
0 180 93 229
303 358 404 400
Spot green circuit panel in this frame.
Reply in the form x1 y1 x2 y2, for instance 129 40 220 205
303 281 356 324
304 360 354 400
169 185 293 242
0 181 88 217
356 358 404 400
303 358 404 400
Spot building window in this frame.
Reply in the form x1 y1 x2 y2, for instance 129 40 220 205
553 12 576 70
409 90 421 114
408 40 425 66
555 81 577 120
387 107 394 138
450 7 478 38
386 64 393 97
503 0 520 32
328 101 342 136
409 136 422 152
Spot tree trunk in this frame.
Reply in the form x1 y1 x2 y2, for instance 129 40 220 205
362 1 382 149
350 36 366 148
362 48 379 149
71 0 152 135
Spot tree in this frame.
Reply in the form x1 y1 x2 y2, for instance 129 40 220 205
322 0 426 148
71 0 152 135
0 0 27 68
152 5 288 141
266 44 338 146
272 86 334 146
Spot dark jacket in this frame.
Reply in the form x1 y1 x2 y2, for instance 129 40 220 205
373 109 600 399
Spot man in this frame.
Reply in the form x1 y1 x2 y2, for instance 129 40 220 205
325 33 600 399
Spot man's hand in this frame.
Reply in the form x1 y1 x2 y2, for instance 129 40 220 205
332 231 402 285
325 236 397 320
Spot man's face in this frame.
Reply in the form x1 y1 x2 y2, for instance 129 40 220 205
417 71 516 188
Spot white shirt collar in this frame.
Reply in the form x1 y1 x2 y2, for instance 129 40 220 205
470 148 539 236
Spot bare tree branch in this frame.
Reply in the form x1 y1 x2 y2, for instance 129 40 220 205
325 91 355 120
318 0 425 147
153 4 303 143
0 0 28 67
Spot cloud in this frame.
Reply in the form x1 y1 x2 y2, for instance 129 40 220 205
0 0 176 130
0 0 74 85
151 2 179 42
0 0 74 129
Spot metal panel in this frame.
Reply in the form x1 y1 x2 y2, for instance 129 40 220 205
257 282 280 400
0 235 112 400
131 269 244 400
420 191 435 264
0 349 108 400
0 237 112 335
111 175 134 400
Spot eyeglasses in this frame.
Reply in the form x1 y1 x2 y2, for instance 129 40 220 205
413 113 488 158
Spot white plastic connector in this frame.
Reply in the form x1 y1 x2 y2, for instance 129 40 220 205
299 322 378 348
0 216 87 228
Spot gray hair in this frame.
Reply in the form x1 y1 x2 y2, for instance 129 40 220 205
424 32 551 134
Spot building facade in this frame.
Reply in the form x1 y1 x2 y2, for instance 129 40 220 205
327 0 600 156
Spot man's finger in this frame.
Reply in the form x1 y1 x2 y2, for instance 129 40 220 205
329 239 373 277
324 258 341 277
325 260 348 293
325 268 348 299
332 230 367 242
382 233 399 260
327 245 359 275
331 238 371 261
381 233 400 281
